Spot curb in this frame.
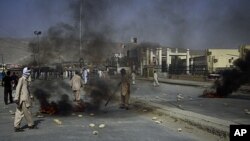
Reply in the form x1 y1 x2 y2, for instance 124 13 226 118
137 77 212 88
132 98 235 139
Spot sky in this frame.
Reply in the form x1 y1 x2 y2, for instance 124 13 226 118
0 0 250 49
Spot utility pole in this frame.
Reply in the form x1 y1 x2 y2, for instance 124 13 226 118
34 31 42 77
79 0 83 60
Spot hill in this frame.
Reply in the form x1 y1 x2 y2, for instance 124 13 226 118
0 38 32 64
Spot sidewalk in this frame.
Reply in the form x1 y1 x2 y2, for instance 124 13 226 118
138 77 213 88
133 77 250 138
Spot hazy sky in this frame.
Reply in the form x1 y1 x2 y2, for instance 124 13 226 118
0 0 250 49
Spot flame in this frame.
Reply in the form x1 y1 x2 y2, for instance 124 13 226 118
202 89 224 98
40 105 58 115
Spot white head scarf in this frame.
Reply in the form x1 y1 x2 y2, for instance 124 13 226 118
23 67 31 77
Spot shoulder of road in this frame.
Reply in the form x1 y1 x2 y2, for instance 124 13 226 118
133 76 250 139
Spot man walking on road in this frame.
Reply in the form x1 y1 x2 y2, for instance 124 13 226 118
2 70 13 106
14 67 36 132
153 71 160 87
70 71 84 102
131 71 136 85
82 68 88 84
119 69 131 110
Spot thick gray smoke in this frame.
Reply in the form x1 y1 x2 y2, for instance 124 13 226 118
215 51 250 97
31 80 74 115
31 78 118 114
29 23 79 65
69 0 250 49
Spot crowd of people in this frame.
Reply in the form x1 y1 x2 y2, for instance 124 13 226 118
2 66 161 132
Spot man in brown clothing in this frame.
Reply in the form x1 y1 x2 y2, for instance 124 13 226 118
119 69 130 110
14 67 35 132
70 71 84 102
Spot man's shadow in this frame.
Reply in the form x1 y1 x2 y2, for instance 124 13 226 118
21 119 44 129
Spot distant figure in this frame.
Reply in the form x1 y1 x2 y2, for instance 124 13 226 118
11 72 18 88
14 67 36 132
65 70 68 78
70 71 84 102
131 71 136 85
2 71 13 105
82 68 88 84
153 71 160 87
98 70 103 78
119 69 130 110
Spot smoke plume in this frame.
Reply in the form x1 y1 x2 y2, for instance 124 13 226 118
215 51 250 97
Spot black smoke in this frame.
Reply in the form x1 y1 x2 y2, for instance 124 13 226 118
32 80 74 115
215 51 250 97
29 23 79 65
84 78 118 110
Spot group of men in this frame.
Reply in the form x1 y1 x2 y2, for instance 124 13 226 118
2 67 36 132
69 68 160 110
2 71 18 106
5 66 160 132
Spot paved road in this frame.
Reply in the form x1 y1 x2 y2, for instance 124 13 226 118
131 80 250 124
0 79 220 141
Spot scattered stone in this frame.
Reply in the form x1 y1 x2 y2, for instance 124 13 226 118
78 114 83 118
37 115 44 118
143 109 148 112
92 130 98 135
9 110 15 115
99 124 105 128
89 123 95 128
53 119 62 125
90 113 95 116
155 96 160 99
155 120 162 124
152 117 158 120
177 95 184 99
72 113 76 116
178 105 182 108
244 109 250 115
178 128 182 132
245 111 250 115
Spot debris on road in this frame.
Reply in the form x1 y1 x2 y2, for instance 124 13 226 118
143 109 148 112
53 119 62 125
92 130 98 135
177 94 184 101
72 113 76 116
99 124 105 128
89 123 95 128
152 117 158 120
178 128 182 132
90 113 95 116
78 114 83 117
37 115 44 118
244 109 250 115
9 110 15 115
155 120 162 124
